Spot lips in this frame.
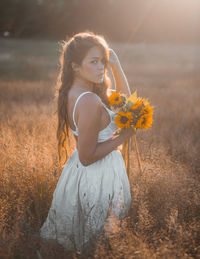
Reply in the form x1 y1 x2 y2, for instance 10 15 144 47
98 73 104 77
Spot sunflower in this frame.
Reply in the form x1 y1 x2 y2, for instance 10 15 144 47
135 109 153 129
108 92 123 106
114 111 133 129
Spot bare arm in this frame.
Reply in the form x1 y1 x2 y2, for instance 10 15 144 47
108 48 131 96
107 49 135 151
77 94 135 166
83 130 135 166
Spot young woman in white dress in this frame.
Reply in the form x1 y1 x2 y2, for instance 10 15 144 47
39 31 135 253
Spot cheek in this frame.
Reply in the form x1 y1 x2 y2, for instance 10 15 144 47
84 64 96 76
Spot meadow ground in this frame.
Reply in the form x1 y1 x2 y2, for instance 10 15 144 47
0 38 199 258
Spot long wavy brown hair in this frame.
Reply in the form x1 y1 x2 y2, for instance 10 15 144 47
55 31 111 166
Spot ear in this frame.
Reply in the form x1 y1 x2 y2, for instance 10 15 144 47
71 62 80 73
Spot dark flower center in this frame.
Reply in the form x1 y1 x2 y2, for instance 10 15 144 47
143 108 148 114
120 116 129 124
115 97 119 101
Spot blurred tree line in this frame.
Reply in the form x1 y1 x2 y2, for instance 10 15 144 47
0 0 199 43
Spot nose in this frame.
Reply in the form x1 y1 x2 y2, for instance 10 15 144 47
97 61 104 71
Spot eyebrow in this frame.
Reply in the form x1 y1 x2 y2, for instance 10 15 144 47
91 56 101 59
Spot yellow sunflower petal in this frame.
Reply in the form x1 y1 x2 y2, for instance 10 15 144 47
130 99 143 110
142 98 150 106
140 106 153 116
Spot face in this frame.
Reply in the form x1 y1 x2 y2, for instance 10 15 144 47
76 46 106 84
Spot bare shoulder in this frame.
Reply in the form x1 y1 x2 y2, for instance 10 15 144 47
77 92 102 112
77 92 102 130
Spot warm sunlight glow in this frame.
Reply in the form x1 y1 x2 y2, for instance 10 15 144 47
107 88 116 97
123 0 199 44
156 0 199 19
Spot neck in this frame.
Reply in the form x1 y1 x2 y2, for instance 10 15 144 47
72 77 94 92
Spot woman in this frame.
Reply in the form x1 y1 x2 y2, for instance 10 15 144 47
39 31 135 253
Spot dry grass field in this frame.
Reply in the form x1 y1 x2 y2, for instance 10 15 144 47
0 38 200 258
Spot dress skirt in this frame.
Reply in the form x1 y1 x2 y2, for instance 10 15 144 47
39 149 131 252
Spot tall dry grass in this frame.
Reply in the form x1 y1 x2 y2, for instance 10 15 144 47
0 38 200 258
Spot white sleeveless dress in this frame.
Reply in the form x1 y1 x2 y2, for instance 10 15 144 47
39 91 131 253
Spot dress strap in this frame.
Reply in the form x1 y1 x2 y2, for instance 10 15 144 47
72 91 93 129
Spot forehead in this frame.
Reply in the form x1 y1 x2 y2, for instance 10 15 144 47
84 46 104 59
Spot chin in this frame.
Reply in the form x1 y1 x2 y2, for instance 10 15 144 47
92 80 103 85
97 78 104 84
88 77 104 85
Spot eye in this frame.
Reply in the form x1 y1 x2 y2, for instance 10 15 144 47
91 60 97 64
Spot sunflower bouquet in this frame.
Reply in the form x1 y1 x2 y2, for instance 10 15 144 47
108 90 153 176
108 90 153 134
